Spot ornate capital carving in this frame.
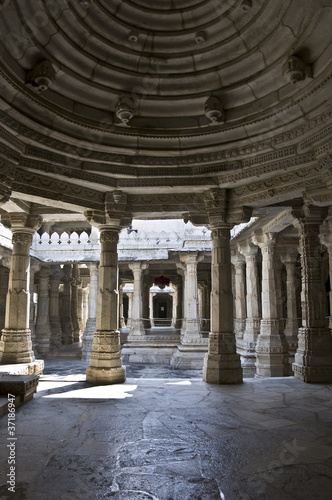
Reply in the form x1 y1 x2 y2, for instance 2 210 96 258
85 190 131 229
1 212 42 233
292 205 328 228
12 232 33 246
99 228 119 244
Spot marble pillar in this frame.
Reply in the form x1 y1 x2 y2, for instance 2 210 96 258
142 275 152 329
179 252 201 343
254 233 289 377
174 274 183 329
119 283 126 328
280 252 299 372
232 252 247 341
149 291 155 327
81 262 98 361
86 226 125 385
49 265 63 349
35 266 53 355
0 215 41 364
171 252 207 369
77 286 84 334
82 285 89 331
238 245 261 377
0 265 9 336
320 217 332 329
61 264 74 345
71 264 81 343
203 224 242 383
29 260 40 355
293 206 332 382
126 291 133 328
127 262 148 339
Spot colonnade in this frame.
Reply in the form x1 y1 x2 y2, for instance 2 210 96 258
0 205 332 385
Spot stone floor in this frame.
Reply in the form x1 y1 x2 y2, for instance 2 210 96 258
0 359 332 500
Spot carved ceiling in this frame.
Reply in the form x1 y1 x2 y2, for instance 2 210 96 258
1 0 332 217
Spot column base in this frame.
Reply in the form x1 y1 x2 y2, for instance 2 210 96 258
87 330 126 384
237 339 257 378
203 353 243 384
127 320 146 341
255 326 289 377
170 344 207 370
292 327 332 382
0 329 35 364
81 318 96 361
86 366 126 385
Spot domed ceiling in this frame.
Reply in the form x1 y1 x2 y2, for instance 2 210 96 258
1 0 332 219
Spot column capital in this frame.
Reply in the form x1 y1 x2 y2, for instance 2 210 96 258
128 261 149 273
204 188 252 228
292 205 328 226
231 250 245 266
1 212 43 233
252 231 277 249
179 251 200 265
85 190 132 229
238 241 260 258
279 250 299 266
36 266 52 279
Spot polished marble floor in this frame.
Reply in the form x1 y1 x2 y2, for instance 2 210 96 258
0 358 332 500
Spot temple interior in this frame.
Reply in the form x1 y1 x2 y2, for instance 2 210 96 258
0 0 332 498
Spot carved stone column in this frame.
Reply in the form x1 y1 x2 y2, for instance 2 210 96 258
127 262 148 339
320 216 332 329
174 271 184 329
82 285 89 331
171 252 207 369
179 252 201 343
292 206 332 382
29 260 40 355
142 273 152 329
280 252 299 372
237 244 261 377
172 285 178 328
119 283 126 328
81 262 98 361
203 225 243 383
61 264 73 344
49 265 63 349
254 233 289 377
77 286 84 333
71 264 81 343
86 224 125 385
149 291 155 327
0 265 9 336
35 266 53 355
231 251 247 341
126 291 133 328
0 213 41 364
